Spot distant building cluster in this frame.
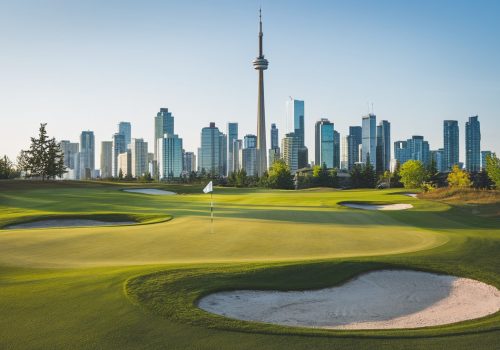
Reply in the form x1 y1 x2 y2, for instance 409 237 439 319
57 11 494 181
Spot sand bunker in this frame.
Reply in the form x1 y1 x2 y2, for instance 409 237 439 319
341 202 413 210
5 219 135 230
199 270 500 329
123 189 176 195
404 193 418 198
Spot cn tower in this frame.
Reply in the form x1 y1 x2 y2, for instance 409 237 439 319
253 8 268 176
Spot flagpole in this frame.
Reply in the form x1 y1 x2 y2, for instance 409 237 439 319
210 192 214 233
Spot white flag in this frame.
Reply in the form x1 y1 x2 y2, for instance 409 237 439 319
203 181 213 193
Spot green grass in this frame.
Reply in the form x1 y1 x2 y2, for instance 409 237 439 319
0 180 499 349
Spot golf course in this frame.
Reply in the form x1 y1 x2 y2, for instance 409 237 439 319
0 181 499 349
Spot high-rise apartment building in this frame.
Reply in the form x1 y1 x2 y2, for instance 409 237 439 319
376 120 391 172
347 126 362 170
59 140 79 170
242 135 258 176
233 139 243 172
481 151 493 170
333 130 340 169
198 123 226 176
362 114 377 168
112 133 126 177
314 119 334 168
131 138 148 178
430 149 445 173
443 120 459 171
157 134 183 179
465 115 481 172
394 136 430 166
100 141 113 178
183 152 196 173
282 132 299 173
227 122 238 174
118 122 131 149
80 131 95 179
117 151 131 177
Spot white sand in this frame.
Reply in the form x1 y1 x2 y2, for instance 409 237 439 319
123 188 176 195
198 270 500 330
404 193 418 198
341 203 413 210
5 219 135 230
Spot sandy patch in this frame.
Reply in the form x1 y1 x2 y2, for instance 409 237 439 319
341 203 413 210
198 270 500 329
123 189 176 195
5 219 135 229
404 193 418 198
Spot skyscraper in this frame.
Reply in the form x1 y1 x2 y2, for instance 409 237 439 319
59 140 79 169
227 122 238 174
118 122 131 149
347 126 362 170
118 151 131 177
314 118 334 168
270 123 279 149
253 9 268 177
157 134 183 179
112 133 126 177
287 98 308 168
183 152 196 173
430 148 445 173
100 141 112 178
199 123 226 176
80 131 95 179
154 108 175 162
443 120 459 171
333 130 340 169
465 115 481 172
362 114 377 168
376 120 391 172
481 151 493 170
269 123 280 167
242 135 258 176
131 138 148 178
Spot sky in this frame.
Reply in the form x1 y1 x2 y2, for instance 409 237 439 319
1 0 499 167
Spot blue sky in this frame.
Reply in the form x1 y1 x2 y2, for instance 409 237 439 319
1 0 499 164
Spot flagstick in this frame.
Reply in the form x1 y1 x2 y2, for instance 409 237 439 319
210 192 214 233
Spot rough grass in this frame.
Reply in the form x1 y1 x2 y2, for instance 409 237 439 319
0 181 499 349
419 187 500 204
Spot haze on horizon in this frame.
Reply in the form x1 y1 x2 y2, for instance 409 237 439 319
1 0 499 165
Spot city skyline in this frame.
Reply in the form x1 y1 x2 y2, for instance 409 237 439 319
1 1 499 164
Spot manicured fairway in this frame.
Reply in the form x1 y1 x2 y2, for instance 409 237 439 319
0 181 499 349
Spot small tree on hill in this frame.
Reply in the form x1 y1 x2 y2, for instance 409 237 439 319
400 160 428 189
0 155 20 179
485 154 500 189
447 165 471 188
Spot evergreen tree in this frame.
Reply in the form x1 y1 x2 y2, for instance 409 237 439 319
349 164 363 188
0 155 19 179
391 161 403 187
21 123 66 180
362 155 377 188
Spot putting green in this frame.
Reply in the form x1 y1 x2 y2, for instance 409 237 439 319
0 181 498 350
